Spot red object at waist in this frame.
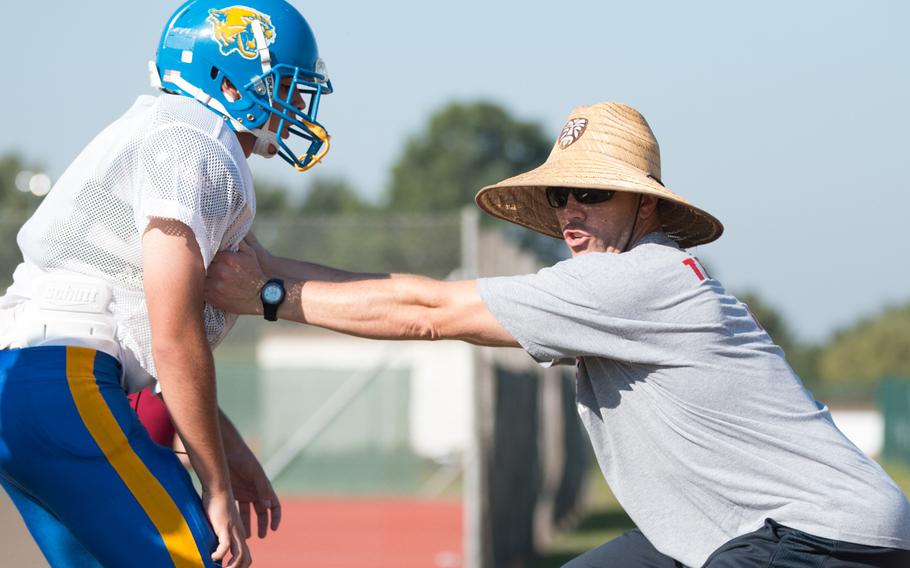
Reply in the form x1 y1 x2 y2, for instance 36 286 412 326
127 387 175 447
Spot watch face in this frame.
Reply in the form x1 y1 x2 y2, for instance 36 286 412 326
262 283 284 303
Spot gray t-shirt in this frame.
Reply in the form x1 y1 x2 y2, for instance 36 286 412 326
477 232 910 567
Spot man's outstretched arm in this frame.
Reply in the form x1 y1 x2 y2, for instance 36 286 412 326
243 231 389 283
205 238 519 348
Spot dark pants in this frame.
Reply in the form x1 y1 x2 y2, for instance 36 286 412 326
561 519 910 568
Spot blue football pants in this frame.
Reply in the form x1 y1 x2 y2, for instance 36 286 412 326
0 346 219 567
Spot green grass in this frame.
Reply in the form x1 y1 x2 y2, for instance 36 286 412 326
882 460 910 494
532 460 910 568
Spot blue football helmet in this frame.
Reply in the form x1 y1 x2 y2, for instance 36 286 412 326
153 0 333 171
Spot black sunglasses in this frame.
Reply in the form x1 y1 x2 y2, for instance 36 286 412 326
545 187 616 208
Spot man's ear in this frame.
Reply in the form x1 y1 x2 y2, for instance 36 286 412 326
640 195 660 220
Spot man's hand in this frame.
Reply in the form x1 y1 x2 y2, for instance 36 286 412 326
220 411 282 538
205 239 268 315
243 232 274 275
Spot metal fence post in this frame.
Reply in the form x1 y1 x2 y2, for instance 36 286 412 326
461 205 491 568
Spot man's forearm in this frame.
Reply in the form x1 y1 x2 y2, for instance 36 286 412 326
277 276 438 339
275 276 517 348
265 255 386 283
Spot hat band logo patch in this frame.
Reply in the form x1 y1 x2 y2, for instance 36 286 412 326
558 118 588 149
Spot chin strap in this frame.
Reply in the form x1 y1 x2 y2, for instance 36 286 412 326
251 129 278 158
622 194 644 252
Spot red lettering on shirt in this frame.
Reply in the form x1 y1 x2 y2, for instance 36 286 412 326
682 258 705 281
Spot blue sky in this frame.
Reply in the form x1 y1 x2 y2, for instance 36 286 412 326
2 1 907 341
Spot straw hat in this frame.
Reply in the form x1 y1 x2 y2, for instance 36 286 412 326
474 102 723 249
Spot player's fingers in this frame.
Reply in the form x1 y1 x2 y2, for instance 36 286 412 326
239 501 252 539
254 478 281 535
254 499 269 538
223 533 243 568
268 489 282 531
211 528 230 562
271 499 282 531
233 534 252 568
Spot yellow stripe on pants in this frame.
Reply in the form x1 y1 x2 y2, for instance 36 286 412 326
65 346 205 568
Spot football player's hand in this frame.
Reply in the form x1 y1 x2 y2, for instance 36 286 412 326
225 435 281 538
204 490 251 568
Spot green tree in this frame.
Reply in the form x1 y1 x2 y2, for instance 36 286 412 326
0 154 45 214
301 177 373 214
0 155 47 287
253 175 372 217
253 177 294 216
386 101 551 212
818 303 910 383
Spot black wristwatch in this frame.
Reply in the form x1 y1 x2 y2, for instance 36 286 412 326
259 278 286 322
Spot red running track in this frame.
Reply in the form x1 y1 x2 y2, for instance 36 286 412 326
246 497 463 568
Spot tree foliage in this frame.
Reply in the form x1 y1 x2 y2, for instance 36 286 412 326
0 155 44 214
0 155 46 287
254 175 373 217
301 177 373 214
818 303 910 383
253 177 295 217
386 101 551 212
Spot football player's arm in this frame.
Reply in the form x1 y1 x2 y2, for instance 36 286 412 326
143 218 248 566
205 242 519 347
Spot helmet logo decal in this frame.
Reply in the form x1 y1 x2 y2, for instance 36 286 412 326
207 6 277 60
558 118 588 149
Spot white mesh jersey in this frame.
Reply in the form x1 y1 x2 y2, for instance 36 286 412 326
6 93 256 392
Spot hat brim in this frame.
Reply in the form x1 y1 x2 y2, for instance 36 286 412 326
475 153 723 249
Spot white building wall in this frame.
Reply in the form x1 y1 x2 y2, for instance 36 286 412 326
829 408 884 457
258 333 474 460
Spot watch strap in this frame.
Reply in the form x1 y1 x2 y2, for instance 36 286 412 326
263 300 279 322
